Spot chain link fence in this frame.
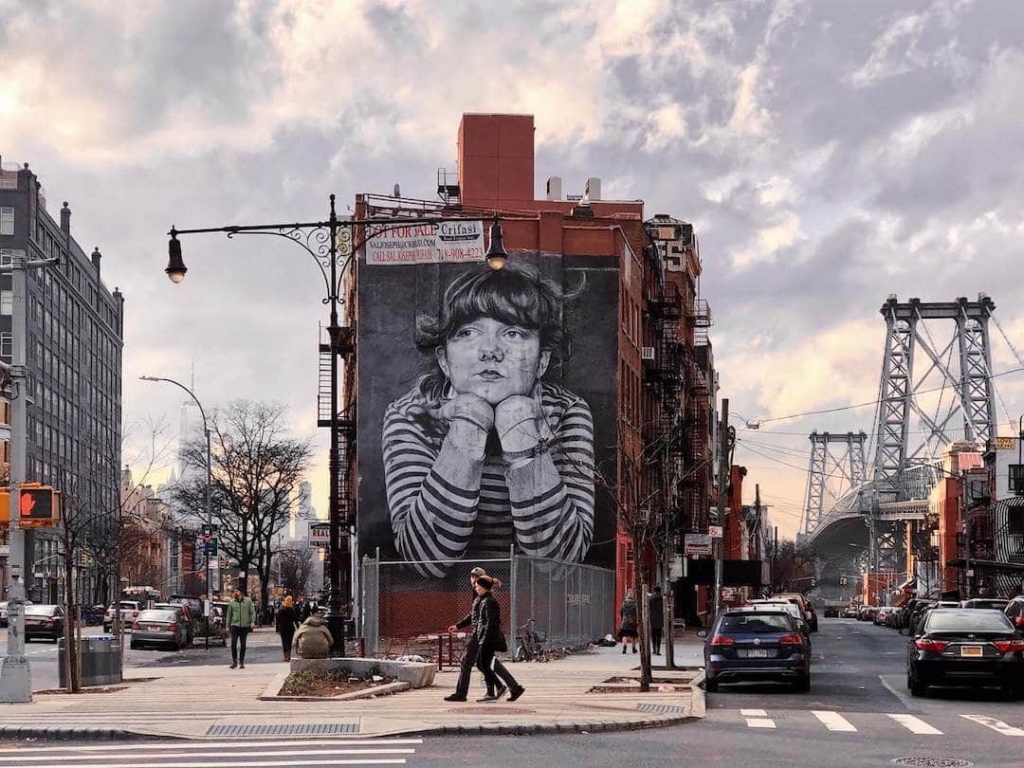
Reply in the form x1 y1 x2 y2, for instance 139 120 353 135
360 553 614 662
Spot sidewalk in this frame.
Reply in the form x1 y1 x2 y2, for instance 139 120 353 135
0 636 706 740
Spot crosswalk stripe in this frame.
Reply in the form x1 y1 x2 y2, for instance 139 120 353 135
961 715 1024 736
0 761 406 767
740 709 768 716
887 714 943 735
813 711 857 732
0 740 422 754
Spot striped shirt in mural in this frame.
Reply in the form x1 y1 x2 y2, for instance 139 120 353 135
382 382 596 577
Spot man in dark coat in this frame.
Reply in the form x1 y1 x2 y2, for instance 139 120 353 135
649 586 665 655
444 566 490 702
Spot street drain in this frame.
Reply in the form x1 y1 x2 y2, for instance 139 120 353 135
892 759 973 767
207 723 360 737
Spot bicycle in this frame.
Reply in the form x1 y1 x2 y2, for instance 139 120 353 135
515 618 549 662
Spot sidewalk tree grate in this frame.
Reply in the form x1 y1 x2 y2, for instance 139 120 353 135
207 723 360 737
636 704 686 715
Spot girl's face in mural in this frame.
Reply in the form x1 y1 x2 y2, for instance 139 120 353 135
437 317 551 405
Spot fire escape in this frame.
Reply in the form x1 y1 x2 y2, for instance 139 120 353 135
318 323 357 530
680 298 713 533
642 281 685 530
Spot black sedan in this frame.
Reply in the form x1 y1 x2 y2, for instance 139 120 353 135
699 608 811 692
24 604 65 642
907 608 1024 697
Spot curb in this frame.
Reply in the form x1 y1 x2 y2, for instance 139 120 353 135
0 726 169 742
414 713 698 736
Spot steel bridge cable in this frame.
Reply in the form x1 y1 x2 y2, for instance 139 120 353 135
745 364 1024 426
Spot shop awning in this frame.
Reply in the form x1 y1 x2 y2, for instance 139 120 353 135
946 558 1024 574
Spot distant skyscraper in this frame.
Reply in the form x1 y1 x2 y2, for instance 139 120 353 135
177 399 203 485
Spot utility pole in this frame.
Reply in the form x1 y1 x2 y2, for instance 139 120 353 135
772 525 779 596
0 252 55 703
713 398 729 620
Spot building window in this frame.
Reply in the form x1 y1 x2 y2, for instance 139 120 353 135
0 332 10 358
0 208 13 235
1011 465 1024 496
0 290 10 315
1008 502 1024 536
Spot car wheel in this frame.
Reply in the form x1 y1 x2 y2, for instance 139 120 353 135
794 675 811 692
704 676 719 692
130 640 139 650
909 675 927 697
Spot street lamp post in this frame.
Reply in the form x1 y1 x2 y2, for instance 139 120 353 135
139 376 213 649
162 199 505 653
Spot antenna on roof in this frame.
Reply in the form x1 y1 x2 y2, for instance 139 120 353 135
393 183 401 198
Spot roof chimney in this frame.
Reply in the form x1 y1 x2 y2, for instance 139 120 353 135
546 176 562 201
91 246 102 274
457 114 535 206
61 202 71 235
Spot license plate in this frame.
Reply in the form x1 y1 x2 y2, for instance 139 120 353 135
745 649 768 658
25 620 37 626
961 646 984 657
149 625 162 631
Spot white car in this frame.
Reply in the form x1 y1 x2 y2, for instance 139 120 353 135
103 601 142 632
0 600 34 627
746 600 804 624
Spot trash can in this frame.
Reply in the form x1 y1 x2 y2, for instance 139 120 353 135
58 635 123 688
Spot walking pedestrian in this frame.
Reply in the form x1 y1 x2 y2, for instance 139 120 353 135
444 566 494 702
649 586 664 656
275 595 300 661
293 608 334 659
618 590 639 654
226 588 256 669
473 575 524 703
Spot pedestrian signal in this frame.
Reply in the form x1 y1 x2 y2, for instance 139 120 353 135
0 485 59 526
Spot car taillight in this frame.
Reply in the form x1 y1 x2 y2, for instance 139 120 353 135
779 634 804 645
132 611 139 619
132 622 141 630
710 635 734 646
167 623 179 633
993 639 1024 653
915 638 950 652
1015 617 1024 628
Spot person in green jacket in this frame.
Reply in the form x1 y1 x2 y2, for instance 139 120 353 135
226 588 256 669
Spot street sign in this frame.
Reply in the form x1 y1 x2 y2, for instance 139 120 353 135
684 534 713 557
309 523 330 548
205 538 218 557
708 525 723 538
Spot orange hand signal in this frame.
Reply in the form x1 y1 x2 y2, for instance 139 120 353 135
19 492 35 518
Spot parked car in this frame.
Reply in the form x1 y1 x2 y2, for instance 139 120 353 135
906 608 1024 698
961 598 1010 612
859 605 877 622
24 604 65 642
103 600 142 633
0 600 34 628
130 608 189 651
699 607 811 693
154 602 195 645
874 607 893 626
804 601 819 632
774 592 813 627
1004 597 1024 629
81 604 106 626
843 605 861 619
886 606 906 629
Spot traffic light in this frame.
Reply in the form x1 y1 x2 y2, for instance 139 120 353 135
0 485 59 526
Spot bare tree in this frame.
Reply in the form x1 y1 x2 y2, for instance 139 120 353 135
277 546 315 597
171 400 313 611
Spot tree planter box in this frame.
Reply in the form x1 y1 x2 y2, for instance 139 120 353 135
289 658 436 689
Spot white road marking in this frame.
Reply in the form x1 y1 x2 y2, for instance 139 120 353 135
741 708 768 716
888 714 942 735
813 710 857 732
747 718 777 729
961 714 1024 736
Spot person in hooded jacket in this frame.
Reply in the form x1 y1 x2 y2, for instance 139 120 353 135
293 608 334 659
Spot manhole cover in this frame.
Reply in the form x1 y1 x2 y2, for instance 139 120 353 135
892 759 973 767
452 706 536 715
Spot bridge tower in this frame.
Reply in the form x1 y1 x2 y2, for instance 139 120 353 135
802 431 867 536
870 294 998 574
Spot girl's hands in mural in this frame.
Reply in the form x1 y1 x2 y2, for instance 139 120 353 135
439 393 494 455
494 395 548 454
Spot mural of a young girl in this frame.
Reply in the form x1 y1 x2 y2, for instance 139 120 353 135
382 264 596 577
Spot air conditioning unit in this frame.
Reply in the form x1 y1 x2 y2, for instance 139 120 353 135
641 347 656 361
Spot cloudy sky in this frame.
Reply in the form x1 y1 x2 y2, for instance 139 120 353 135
3 0 1023 541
